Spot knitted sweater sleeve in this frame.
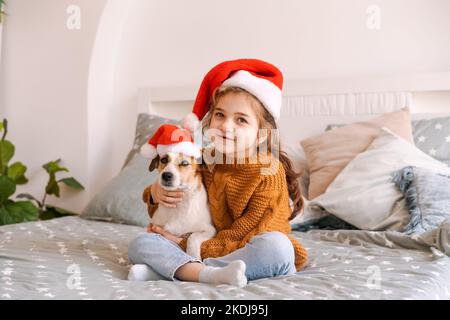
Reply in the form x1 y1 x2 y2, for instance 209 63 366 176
198 180 274 259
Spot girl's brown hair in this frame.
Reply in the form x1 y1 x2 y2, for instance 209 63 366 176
202 86 304 220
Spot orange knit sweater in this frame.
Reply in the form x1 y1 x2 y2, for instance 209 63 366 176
142 153 308 271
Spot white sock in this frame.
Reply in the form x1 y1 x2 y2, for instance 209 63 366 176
198 260 247 288
128 264 164 281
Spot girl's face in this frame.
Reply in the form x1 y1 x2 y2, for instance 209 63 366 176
208 92 260 156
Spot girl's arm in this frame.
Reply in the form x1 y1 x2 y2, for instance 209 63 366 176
147 224 183 244
142 183 185 218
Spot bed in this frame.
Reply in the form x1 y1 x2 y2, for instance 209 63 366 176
2 74 450 300
1 216 450 299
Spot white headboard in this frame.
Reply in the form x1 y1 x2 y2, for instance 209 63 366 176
137 72 450 144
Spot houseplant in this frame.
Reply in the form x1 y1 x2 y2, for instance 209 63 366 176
0 119 84 225
0 0 5 23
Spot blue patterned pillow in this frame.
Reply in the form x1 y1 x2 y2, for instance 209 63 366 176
326 116 450 165
411 116 450 166
392 166 450 234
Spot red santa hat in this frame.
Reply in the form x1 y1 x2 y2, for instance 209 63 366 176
140 124 201 159
183 58 283 131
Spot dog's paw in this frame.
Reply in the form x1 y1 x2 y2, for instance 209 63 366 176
186 237 202 260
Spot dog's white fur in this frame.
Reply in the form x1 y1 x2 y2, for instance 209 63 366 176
150 152 216 260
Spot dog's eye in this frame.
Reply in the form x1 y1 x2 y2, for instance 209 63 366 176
180 160 190 166
161 157 168 164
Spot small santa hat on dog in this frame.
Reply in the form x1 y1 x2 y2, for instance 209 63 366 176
140 124 201 159
183 58 283 131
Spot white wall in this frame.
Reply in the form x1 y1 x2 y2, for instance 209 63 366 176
111 0 450 173
0 0 449 213
0 0 106 212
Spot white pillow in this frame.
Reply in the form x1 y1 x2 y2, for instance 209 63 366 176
290 198 330 226
282 142 309 186
310 127 450 231
282 142 330 225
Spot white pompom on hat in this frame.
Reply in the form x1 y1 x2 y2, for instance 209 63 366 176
182 112 201 133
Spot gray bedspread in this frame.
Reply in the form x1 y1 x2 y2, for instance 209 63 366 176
1 216 449 300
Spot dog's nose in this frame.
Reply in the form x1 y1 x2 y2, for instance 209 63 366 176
162 172 174 182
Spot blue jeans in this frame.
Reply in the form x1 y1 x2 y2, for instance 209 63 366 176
128 231 297 281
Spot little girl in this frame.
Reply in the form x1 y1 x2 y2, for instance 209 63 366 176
128 59 308 287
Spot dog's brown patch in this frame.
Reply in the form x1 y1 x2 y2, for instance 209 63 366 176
149 155 160 172
177 155 201 188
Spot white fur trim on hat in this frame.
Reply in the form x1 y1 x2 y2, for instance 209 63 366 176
156 141 201 158
140 143 158 159
220 70 282 121
182 113 201 132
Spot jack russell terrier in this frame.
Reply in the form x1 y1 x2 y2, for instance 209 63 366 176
143 124 216 260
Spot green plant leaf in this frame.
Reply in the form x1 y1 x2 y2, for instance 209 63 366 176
4 200 39 223
7 161 28 185
16 193 41 206
43 159 68 174
0 175 16 203
39 208 56 220
0 122 3 131
0 1 7 24
0 206 15 225
45 174 60 197
1 119 7 137
59 177 84 190
0 140 15 168
40 205 77 220
14 175 28 185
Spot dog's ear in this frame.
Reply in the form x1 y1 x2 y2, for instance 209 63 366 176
149 155 160 172
195 156 208 173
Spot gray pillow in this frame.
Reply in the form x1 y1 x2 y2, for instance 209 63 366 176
81 155 157 227
326 116 450 165
122 113 179 168
393 166 450 234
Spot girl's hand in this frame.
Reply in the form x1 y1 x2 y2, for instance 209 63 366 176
147 223 183 245
150 183 185 208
